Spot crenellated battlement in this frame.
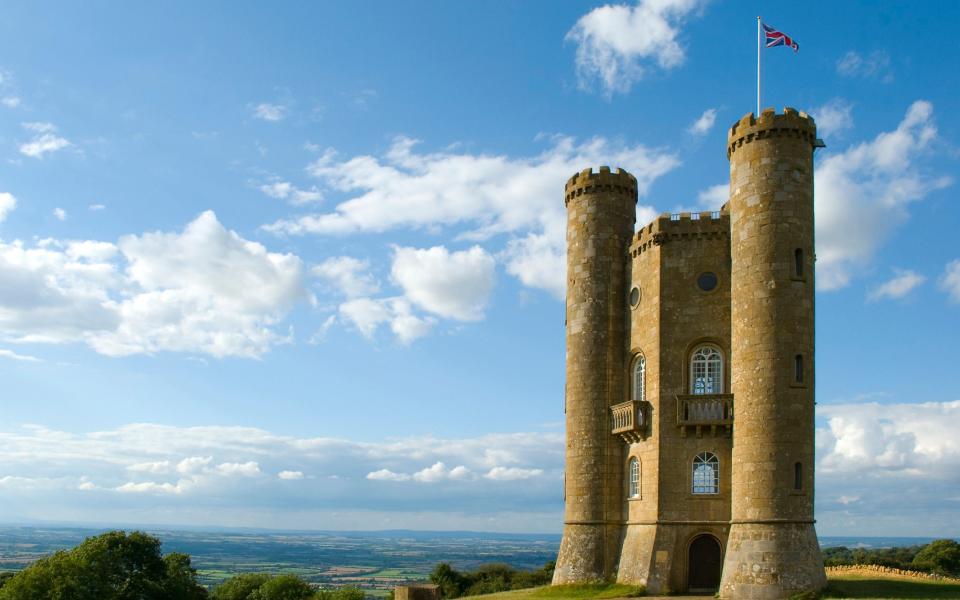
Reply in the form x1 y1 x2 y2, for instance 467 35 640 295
564 166 638 206
727 107 819 159
629 208 729 256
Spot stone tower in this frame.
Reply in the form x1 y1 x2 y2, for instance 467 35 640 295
554 167 637 583
555 109 826 598
719 109 826 597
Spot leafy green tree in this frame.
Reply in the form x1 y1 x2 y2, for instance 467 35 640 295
0 572 13 588
913 539 960 577
429 563 466 599
0 530 206 600
333 586 366 600
249 574 314 600
212 573 272 600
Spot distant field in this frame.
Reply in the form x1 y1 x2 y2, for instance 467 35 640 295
0 526 559 594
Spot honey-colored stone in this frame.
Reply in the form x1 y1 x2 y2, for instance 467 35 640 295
554 110 826 598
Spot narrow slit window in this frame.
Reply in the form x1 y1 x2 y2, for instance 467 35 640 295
794 248 804 278
633 356 646 402
794 354 803 384
629 458 640 498
794 462 802 490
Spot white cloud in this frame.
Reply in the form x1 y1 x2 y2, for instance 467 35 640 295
19 122 71 158
264 135 678 299
812 98 853 138
366 469 411 482
338 296 435 345
391 245 495 321
836 50 892 82
260 181 323 205
2 96 20 108
0 348 41 362
566 0 704 95
0 192 16 222
215 461 261 477
127 460 172 474
278 470 304 480
687 108 717 135
867 269 925 301
366 462 475 483
0 211 307 358
312 256 379 298
695 183 727 211
815 101 951 290
940 259 960 303
484 467 544 481
88 204 106 211
253 103 288 122
177 456 213 475
53 207 67 221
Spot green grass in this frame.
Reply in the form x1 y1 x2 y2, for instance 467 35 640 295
461 584 644 600
822 574 960 599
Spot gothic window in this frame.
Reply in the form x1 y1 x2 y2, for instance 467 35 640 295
691 345 723 394
632 355 646 402
692 452 719 495
629 458 640 498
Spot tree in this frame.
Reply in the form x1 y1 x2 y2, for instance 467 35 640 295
0 531 206 600
211 573 272 600
249 574 314 600
912 539 960 577
429 563 466 599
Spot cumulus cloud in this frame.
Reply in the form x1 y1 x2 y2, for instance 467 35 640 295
0 423 563 528
0 348 41 362
0 192 16 222
566 0 704 96
253 103 288 122
53 207 67 221
0 211 307 357
836 50 893 82
867 269 925 301
260 181 323 205
940 259 960 303
264 135 678 299
391 245 495 321
687 108 717 135
312 256 379 298
811 98 853 138
338 296 435 344
19 122 71 158
815 100 952 290
695 183 727 211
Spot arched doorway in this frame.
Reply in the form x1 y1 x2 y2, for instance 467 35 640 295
687 534 722 594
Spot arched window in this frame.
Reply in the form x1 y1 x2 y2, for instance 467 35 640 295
690 346 723 394
794 354 804 384
692 452 719 494
632 355 646 402
794 248 804 278
629 458 640 498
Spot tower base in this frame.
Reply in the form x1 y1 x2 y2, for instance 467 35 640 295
553 524 622 584
719 522 826 599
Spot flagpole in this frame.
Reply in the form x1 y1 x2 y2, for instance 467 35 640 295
756 16 761 116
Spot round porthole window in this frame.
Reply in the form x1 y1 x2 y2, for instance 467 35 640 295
697 272 718 292
629 286 641 307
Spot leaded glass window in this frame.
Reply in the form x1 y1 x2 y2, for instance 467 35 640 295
632 356 645 402
692 452 719 494
629 458 640 498
691 346 723 394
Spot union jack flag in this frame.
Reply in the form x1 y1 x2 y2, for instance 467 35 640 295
763 23 799 52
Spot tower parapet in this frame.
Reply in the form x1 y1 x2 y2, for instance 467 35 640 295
555 166 637 584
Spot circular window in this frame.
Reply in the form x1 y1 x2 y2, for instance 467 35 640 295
697 272 718 292
629 286 641 307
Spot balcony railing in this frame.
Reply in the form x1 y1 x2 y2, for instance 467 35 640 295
611 400 649 443
676 394 734 437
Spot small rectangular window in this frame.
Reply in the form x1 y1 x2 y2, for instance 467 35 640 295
794 462 803 490
794 354 803 384
794 248 804 278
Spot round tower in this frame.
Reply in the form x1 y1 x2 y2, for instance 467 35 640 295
719 109 826 598
554 167 637 584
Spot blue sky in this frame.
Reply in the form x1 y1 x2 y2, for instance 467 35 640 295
1 1 958 536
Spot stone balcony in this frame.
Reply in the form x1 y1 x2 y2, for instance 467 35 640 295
676 394 733 437
611 400 650 443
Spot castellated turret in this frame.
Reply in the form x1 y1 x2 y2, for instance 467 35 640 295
554 167 637 584
555 109 826 597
